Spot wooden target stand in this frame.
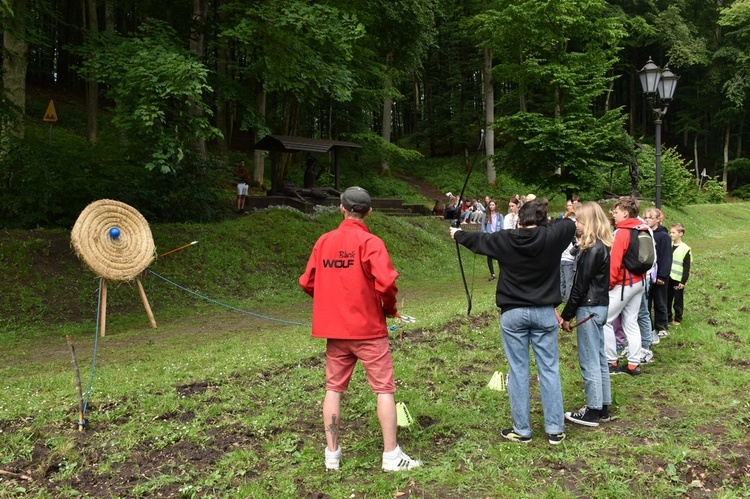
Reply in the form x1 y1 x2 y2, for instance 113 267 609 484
71 200 160 337
98 277 157 337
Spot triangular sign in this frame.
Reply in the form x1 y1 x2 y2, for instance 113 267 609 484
43 100 58 122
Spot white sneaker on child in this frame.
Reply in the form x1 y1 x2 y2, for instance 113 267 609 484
325 446 341 471
382 445 421 472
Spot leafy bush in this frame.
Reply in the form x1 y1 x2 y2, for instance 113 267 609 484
731 183 750 199
611 145 706 207
698 176 727 204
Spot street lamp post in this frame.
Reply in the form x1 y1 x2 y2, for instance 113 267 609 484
637 58 679 209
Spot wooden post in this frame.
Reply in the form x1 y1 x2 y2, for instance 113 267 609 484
99 279 108 337
136 278 157 329
65 335 85 432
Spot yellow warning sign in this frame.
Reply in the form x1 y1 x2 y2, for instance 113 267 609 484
43 100 58 122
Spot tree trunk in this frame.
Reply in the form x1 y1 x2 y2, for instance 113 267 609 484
188 0 209 156
104 0 115 32
278 93 298 183
518 54 526 113
693 134 700 185
723 125 729 191
84 0 99 144
252 88 267 189
214 0 230 158
2 0 28 142
483 45 495 185
381 52 394 174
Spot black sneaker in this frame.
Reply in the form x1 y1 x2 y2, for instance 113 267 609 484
624 365 642 376
609 363 623 375
548 433 566 445
501 428 531 443
599 405 611 423
565 406 600 427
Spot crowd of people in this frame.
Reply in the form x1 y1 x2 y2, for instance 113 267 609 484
300 186 692 471
452 194 692 443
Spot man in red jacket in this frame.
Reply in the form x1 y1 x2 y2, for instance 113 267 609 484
603 197 649 376
299 186 420 472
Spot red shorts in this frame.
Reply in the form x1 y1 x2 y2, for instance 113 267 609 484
325 337 395 394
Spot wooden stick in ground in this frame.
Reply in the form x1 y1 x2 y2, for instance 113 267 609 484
65 335 85 433
99 279 108 337
136 277 157 329
0 469 33 481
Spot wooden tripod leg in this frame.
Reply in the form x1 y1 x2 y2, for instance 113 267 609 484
99 279 108 337
136 277 157 329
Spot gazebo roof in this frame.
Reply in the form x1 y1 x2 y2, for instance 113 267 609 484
253 135 361 153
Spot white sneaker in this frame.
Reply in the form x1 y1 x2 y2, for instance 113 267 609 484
651 330 660 345
382 445 421 472
325 446 341 471
658 330 670 338
640 349 654 363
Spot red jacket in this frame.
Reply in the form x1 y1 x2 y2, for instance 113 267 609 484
609 217 647 289
299 219 398 339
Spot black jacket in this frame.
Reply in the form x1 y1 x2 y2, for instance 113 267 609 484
653 225 672 281
560 238 610 321
454 218 576 313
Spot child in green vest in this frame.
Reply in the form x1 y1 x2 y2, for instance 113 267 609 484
668 223 691 326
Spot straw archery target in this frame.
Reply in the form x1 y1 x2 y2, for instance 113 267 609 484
71 199 155 281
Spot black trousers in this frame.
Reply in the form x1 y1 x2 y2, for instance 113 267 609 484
667 278 684 322
649 280 669 330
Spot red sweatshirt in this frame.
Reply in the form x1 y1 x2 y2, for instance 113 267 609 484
299 218 398 339
609 217 647 289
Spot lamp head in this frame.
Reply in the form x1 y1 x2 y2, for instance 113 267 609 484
657 67 679 102
637 58 661 96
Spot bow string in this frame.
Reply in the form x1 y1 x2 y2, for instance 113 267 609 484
452 129 485 315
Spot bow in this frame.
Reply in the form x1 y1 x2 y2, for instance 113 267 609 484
452 129 485 315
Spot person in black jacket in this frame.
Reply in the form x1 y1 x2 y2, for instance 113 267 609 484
451 200 575 445
560 202 613 427
644 208 672 337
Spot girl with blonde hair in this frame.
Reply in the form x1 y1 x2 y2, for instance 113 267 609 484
560 202 613 427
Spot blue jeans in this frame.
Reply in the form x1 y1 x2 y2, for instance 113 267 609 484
500 306 565 437
575 305 611 410
560 262 575 302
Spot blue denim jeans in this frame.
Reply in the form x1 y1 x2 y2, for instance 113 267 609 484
575 305 611 410
500 306 565 437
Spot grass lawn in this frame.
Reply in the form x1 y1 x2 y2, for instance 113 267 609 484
1 203 749 498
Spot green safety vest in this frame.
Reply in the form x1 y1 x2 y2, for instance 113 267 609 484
670 243 691 281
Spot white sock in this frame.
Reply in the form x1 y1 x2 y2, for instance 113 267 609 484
383 445 401 459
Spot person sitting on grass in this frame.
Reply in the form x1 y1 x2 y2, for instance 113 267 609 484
299 186 421 473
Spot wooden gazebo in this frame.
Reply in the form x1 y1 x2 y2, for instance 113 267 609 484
253 135 361 195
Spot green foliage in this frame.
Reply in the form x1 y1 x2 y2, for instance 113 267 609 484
494 111 632 194
731 184 750 200
698 176 727 204
402 155 531 203
75 21 220 173
0 119 229 229
611 144 720 207
347 131 423 169
481 0 630 195
221 0 364 104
